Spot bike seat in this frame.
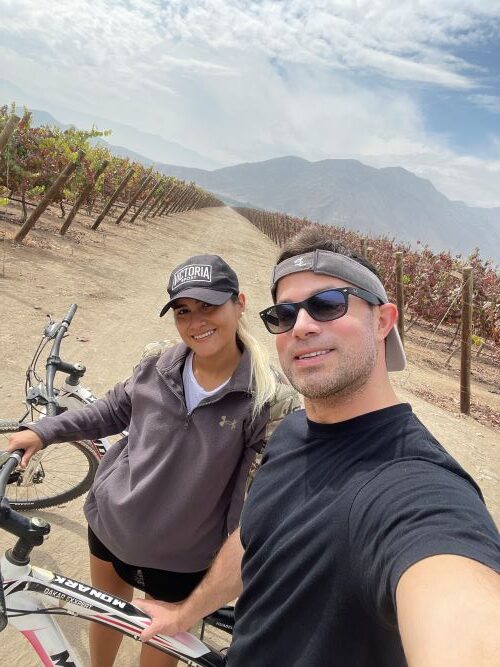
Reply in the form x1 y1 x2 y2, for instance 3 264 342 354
203 606 235 634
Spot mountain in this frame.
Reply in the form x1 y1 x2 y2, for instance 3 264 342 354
0 80 219 169
2 86 498 261
156 156 500 263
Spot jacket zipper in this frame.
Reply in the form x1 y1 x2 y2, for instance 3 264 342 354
156 367 249 430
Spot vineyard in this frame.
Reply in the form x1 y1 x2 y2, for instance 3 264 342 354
235 208 500 364
0 105 222 241
0 106 498 366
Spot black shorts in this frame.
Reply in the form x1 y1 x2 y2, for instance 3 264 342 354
88 526 208 603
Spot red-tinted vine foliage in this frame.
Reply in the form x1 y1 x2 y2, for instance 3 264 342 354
236 208 499 350
0 106 222 222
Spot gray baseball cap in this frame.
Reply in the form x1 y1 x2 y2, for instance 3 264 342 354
270 250 407 372
160 254 239 317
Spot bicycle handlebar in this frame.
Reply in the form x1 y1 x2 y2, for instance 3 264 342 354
0 450 51 632
0 451 23 496
45 304 78 417
0 451 24 632
0 450 50 547
62 303 78 326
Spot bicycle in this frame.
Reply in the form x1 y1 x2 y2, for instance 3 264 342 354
0 304 119 511
0 447 232 666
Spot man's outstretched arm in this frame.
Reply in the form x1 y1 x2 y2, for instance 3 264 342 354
396 554 500 667
135 528 244 641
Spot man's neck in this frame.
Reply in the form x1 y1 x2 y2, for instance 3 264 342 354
304 376 400 424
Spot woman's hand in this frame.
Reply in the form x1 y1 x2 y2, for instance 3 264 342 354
5 430 44 467
134 598 188 641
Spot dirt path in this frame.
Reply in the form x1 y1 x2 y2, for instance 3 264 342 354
0 205 498 665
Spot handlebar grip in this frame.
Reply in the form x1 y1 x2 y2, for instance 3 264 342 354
0 451 23 495
63 303 78 325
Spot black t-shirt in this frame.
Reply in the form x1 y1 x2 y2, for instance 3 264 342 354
229 404 500 666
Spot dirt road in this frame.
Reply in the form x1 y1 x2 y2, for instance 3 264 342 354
0 205 498 665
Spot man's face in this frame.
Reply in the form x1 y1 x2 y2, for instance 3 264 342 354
274 272 379 401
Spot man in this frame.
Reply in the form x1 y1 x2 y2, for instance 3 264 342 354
136 227 500 666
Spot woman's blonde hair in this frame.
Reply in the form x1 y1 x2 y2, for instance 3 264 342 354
235 308 277 419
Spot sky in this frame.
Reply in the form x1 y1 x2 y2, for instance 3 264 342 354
1 0 500 207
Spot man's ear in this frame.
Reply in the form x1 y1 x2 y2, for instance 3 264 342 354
377 303 398 341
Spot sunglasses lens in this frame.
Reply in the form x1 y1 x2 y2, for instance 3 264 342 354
262 290 349 333
308 290 347 321
264 304 298 333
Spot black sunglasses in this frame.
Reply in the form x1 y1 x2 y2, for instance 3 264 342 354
259 287 383 334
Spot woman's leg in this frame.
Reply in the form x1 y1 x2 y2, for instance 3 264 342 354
89 554 134 667
139 593 179 667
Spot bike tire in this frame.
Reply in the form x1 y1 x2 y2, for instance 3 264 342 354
0 421 99 511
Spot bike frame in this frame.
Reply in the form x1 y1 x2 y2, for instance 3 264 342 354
2 555 223 667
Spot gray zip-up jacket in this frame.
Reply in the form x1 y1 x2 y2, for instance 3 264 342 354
28 343 298 572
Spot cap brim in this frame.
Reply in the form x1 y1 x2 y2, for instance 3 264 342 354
159 288 233 317
386 325 407 372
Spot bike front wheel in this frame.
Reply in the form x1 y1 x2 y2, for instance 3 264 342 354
0 421 99 511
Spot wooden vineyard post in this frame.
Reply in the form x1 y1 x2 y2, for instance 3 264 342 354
169 182 194 215
169 184 194 214
144 186 166 219
0 114 20 156
156 195 170 217
360 238 367 259
115 173 153 225
15 150 85 243
164 183 185 215
159 195 173 216
92 167 135 230
60 160 109 235
129 180 162 224
153 181 177 217
460 266 473 414
395 251 405 346
188 191 203 211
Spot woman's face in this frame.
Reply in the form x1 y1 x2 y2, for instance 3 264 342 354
172 295 245 359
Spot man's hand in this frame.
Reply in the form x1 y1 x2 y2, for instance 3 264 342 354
5 430 44 467
134 599 186 642
134 529 244 643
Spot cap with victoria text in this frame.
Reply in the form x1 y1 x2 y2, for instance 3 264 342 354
159 254 239 317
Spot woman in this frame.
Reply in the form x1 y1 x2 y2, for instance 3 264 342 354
7 253 298 667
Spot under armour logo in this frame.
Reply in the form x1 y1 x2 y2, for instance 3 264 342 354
293 256 307 266
219 416 237 430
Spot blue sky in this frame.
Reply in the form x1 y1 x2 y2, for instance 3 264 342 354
0 0 499 207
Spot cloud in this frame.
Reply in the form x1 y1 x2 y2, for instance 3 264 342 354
468 94 500 114
1 1 500 206
3 1 499 87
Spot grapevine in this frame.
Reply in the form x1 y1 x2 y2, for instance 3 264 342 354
236 207 500 353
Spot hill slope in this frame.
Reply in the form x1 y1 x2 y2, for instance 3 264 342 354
158 157 500 262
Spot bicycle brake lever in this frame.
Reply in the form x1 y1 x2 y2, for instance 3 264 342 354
26 383 49 405
44 321 60 339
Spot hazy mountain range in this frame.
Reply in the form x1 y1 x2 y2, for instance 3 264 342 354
157 157 500 263
0 79 220 169
3 92 499 263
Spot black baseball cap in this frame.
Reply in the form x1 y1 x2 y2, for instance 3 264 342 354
159 254 239 317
